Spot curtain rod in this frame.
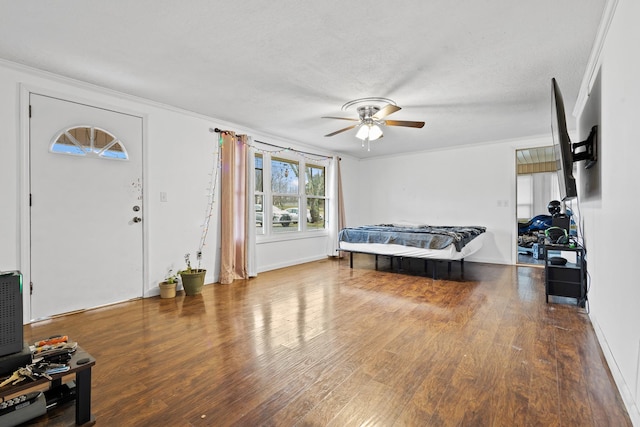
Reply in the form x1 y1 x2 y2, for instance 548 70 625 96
211 127 333 159
211 127 232 134
253 139 333 160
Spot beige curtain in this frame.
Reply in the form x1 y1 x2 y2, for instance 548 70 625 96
220 133 249 284
326 156 346 257
336 157 346 257
246 146 257 277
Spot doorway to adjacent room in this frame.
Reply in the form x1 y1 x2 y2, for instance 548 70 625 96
515 146 560 266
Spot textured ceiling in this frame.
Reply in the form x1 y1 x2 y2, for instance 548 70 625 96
0 1 606 158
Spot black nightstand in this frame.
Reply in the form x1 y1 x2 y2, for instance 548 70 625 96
544 244 586 307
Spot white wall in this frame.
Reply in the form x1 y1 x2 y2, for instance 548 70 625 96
256 234 328 272
144 110 221 291
356 137 552 265
576 0 640 422
336 155 364 228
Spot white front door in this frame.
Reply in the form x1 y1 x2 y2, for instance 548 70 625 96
29 93 144 320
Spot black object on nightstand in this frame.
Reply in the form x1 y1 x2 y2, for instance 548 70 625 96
544 244 586 307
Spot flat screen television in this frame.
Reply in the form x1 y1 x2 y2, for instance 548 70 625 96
551 78 598 201
551 78 577 201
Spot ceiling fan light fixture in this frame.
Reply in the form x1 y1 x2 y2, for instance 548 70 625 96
323 99 425 150
355 124 370 140
355 123 383 141
369 124 383 141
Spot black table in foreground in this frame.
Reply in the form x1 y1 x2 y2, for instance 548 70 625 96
0 346 96 426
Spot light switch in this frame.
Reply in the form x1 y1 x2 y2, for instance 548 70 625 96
160 192 168 202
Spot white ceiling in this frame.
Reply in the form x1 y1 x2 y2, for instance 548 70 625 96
516 146 556 165
0 1 606 159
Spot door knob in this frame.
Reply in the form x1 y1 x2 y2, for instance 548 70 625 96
133 206 140 212
133 217 142 223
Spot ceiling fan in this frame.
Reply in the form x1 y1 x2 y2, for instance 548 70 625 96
322 100 425 150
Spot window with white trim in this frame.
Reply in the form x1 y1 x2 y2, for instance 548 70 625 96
254 151 326 236
255 153 265 233
271 156 299 233
305 163 326 230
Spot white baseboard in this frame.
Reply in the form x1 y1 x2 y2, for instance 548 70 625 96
590 314 640 426
257 254 328 273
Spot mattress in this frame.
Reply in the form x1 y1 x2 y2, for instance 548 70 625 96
339 224 486 253
339 232 485 260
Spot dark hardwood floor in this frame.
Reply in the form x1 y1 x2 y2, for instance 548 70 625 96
18 255 631 426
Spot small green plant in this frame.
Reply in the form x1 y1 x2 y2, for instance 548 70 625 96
165 269 178 284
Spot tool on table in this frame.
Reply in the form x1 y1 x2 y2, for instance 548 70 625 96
1 335 76 388
33 335 69 353
0 362 71 388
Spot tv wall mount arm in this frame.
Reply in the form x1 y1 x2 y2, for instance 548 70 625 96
572 125 598 169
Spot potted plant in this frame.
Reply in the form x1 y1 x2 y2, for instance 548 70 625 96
179 253 206 296
159 269 178 299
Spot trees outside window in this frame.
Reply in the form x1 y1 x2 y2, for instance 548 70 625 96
255 151 326 236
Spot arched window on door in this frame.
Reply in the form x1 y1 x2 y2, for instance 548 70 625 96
50 126 129 160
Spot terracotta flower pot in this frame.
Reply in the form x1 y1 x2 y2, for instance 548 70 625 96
179 269 206 296
159 281 177 299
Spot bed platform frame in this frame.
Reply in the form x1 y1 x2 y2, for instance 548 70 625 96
338 248 464 279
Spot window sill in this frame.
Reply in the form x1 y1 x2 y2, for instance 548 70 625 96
256 230 328 245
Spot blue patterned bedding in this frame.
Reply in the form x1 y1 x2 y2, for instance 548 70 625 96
338 224 486 252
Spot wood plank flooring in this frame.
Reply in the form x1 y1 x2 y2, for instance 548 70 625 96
19 255 631 426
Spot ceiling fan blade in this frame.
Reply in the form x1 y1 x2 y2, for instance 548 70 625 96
321 116 359 121
384 120 425 128
325 124 358 137
372 104 401 120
